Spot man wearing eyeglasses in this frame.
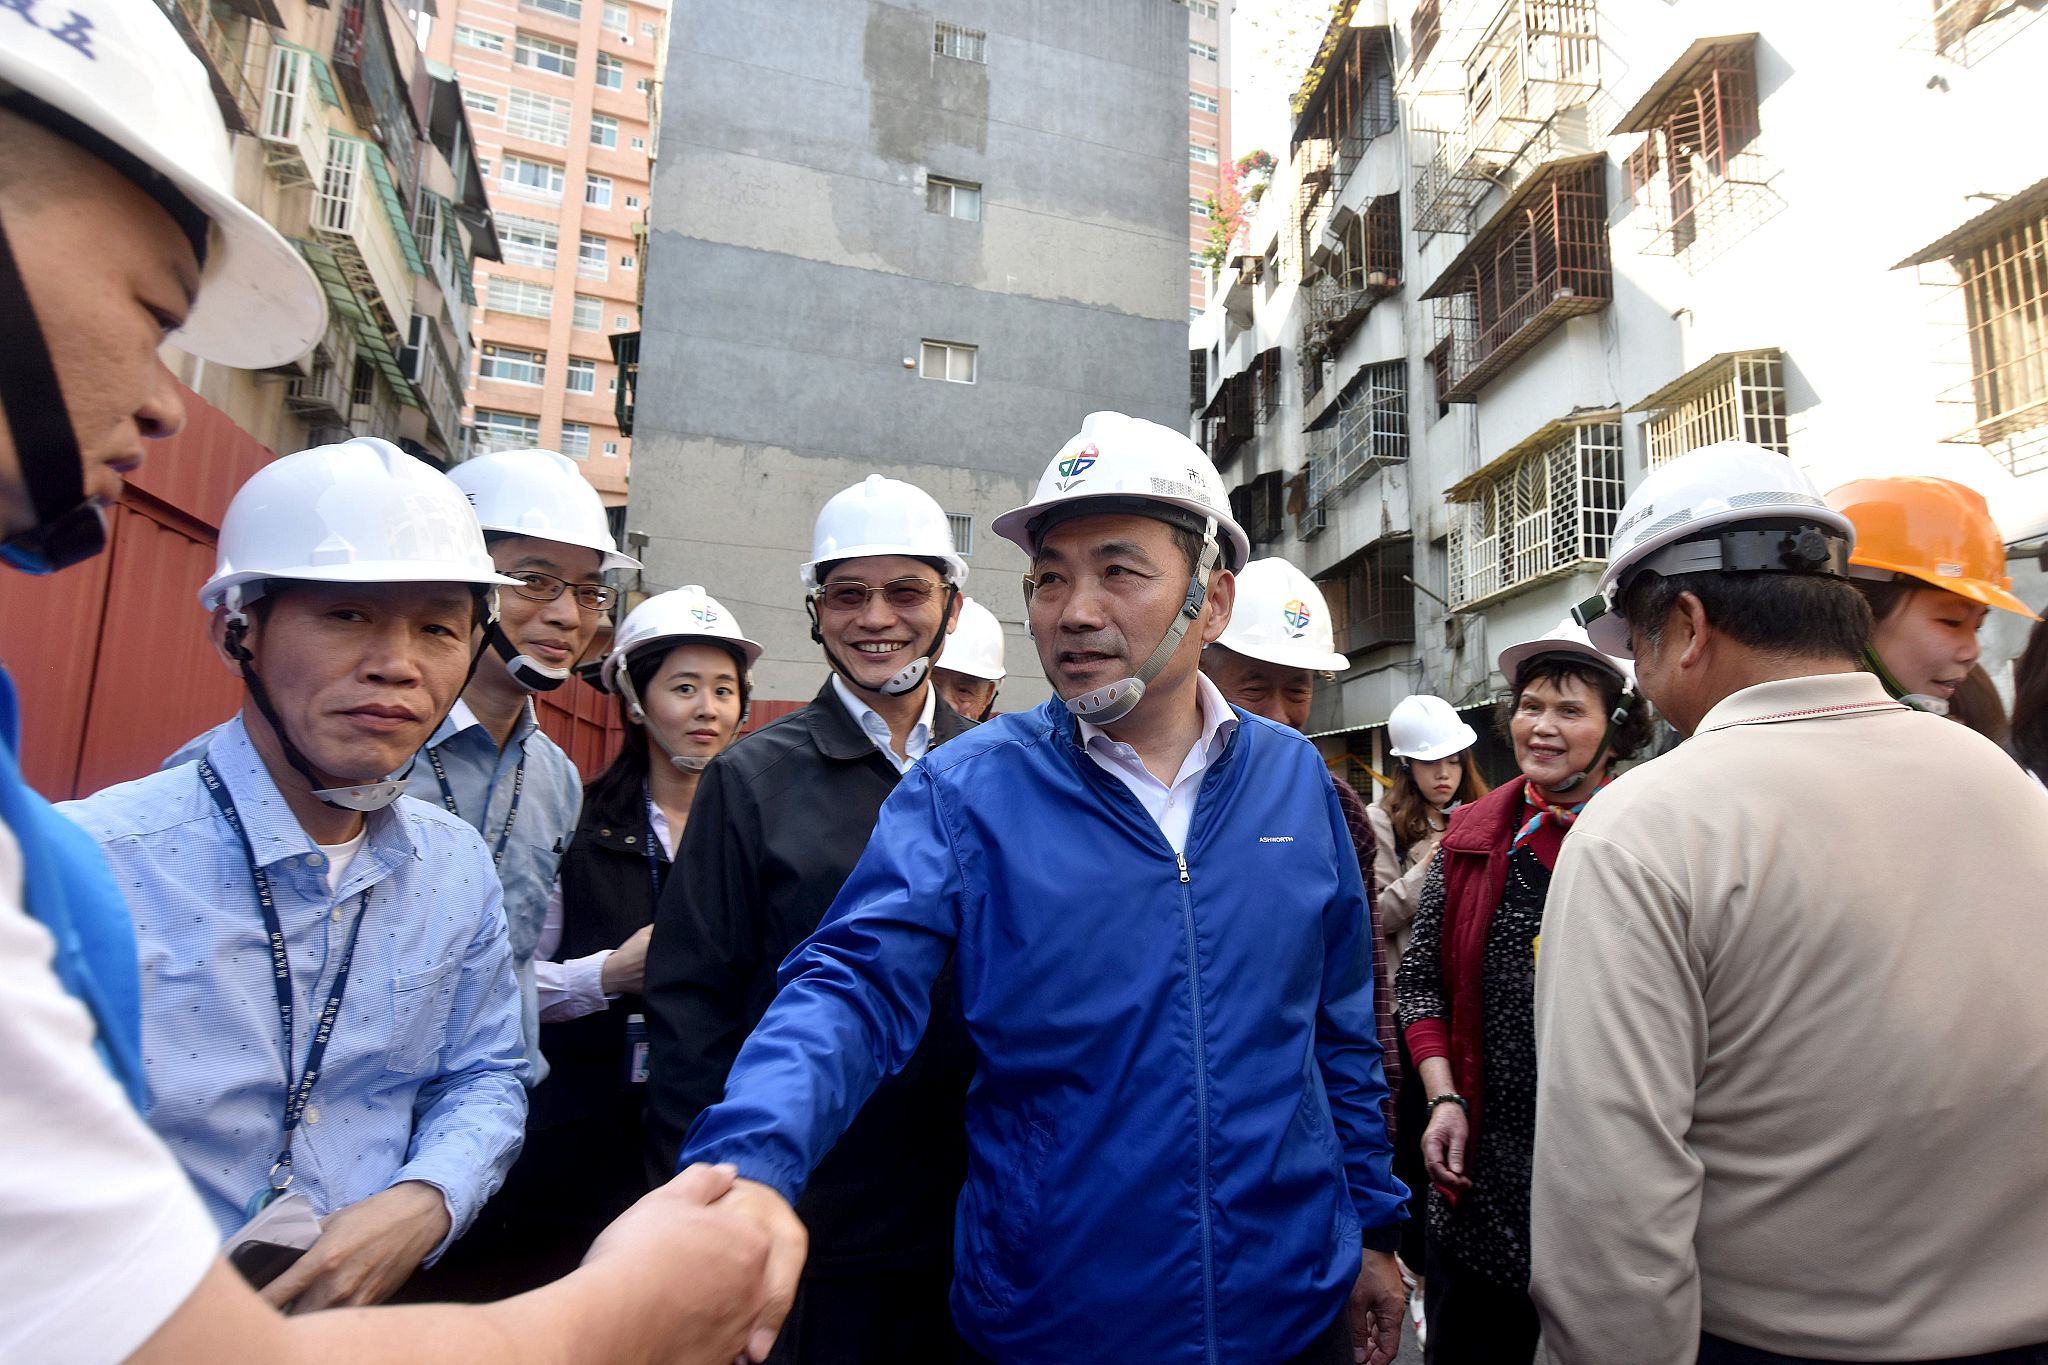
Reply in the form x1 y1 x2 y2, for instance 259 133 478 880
643 474 977 1365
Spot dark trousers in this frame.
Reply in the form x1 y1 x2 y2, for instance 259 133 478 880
765 1259 959 1365
1699 1335 2048 1365
1392 1030 1429 1274
959 1308 1349 1365
1423 1246 1538 1365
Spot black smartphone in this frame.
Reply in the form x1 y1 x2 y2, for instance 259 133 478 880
228 1238 308 1291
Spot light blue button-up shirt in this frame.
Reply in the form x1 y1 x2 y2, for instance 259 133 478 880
62 716 528 1247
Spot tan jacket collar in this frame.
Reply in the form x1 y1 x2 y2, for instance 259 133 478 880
1696 671 1900 734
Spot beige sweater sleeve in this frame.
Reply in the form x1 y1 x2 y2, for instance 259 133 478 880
1530 830 1709 1365
1363 802 1432 940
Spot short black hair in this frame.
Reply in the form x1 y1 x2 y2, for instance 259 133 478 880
1495 655 1653 761
1619 568 1871 663
1848 576 1915 625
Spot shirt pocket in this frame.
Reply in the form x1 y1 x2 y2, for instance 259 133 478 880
389 957 461 1075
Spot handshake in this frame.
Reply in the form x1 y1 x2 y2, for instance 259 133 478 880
573 1163 810 1365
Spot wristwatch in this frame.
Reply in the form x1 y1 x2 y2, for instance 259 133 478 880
1427 1092 1469 1114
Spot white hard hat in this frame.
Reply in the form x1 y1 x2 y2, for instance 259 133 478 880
200 438 519 612
1386 694 1478 761
0 0 323 369
935 597 1006 681
800 474 966 589
1215 557 1348 672
1496 615 1635 692
601 585 762 692
991 412 1250 571
1584 440 1854 657
448 449 640 573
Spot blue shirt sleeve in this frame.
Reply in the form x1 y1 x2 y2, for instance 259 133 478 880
1317 774 1408 1246
678 765 964 1202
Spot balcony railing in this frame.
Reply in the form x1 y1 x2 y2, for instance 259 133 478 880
259 44 329 189
1446 417 1626 608
1305 361 1408 513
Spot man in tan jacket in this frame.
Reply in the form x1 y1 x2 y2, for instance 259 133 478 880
1531 442 2048 1365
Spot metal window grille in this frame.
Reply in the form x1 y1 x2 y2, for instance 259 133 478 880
1621 39 1776 269
1305 195 1402 358
1305 361 1407 514
1289 138 1335 283
473 409 542 454
935 22 986 62
1641 351 1789 468
1959 209 2048 457
1254 348 1283 424
1189 349 1208 411
1321 537 1415 656
1411 0 1441 71
1447 419 1625 608
522 0 582 20
486 275 554 317
1921 0 2048 66
1424 159 1611 403
947 513 975 557
1199 371 1255 465
1229 472 1286 548
1294 27 1397 198
496 212 559 268
506 88 572 146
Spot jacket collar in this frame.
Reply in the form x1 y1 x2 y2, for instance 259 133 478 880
1440 775 1529 856
1695 671 1900 734
802 675 973 762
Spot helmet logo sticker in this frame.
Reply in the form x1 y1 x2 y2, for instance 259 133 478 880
1282 599 1311 635
1055 445 1098 491
691 605 718 622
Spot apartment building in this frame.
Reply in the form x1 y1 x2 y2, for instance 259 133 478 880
154 0 498 465
627 0 1194 707
426 0 667 519
1186 0 1233 316
1196 0 2048 785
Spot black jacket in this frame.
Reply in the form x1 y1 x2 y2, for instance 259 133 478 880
644 677 975 1276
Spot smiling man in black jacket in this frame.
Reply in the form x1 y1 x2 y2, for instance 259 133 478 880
644 474 974 1365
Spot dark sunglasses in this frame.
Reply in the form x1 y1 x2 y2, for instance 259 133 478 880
812 577 941 613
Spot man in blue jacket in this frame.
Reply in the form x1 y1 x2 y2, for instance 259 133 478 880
686 412 1409 1365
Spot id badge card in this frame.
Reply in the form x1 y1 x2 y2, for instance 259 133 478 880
625 1012 650 1085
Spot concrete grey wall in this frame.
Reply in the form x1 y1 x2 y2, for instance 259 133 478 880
629 0 1192 705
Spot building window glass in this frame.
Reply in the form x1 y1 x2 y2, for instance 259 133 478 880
572 293 602 330
505 88 572 146
614 314 629 328
640 19 656 36
1318 538 1416 653
590 113 619 148
1190 40 1218 61
474 408 541 453
1190 142 1219 165
514 31 577 78
926 176 981 221
934 21 987 62
578 233 609 278
625 194 641 208
461 89 499 115
585 173 613 207
601 2 627 31
1189 0 1218 17
496 213 559 268
919 339 977 384
1189 90 1219 113
454 24 504 52
499 152 565 200
560 421 592 458
619 253 635 269
485 275 553 317
565 357 598 393
521 0 581 20
629 136 646 150
596 52 625 88
479 344 546 386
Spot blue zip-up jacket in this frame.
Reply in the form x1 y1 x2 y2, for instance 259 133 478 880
681 697 1405 1365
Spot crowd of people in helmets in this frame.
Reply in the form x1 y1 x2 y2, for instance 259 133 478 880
6 4 2048 1365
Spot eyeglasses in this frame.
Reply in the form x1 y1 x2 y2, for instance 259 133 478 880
812 577 941 614
510 571 617 613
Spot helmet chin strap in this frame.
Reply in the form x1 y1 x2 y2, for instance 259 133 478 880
1060 527 1221 727
1862 645 1950 716
614 668 748 773
486 621 572 692
1544 681 1636 794
808 583 960 699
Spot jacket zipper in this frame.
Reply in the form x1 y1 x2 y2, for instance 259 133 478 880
1177 848 1219 1365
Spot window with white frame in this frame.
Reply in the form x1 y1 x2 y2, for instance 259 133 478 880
919 339 976 384
514 31 576 78
614 313 628 328
476 157 491 176
601 2 626 31
596 52 624 88
485 275 554 317
495 212 559 268
590 113 618 148
1188 0 1218 17
640 19 656 36
454 24 504 51
1190 40 1218 61
1189 195 1209 215
629 136 646 150
1640 349 1788 468
1446 418 1627 608
926 176 981 221
619 253 635 269
946 513 975 557
934 21 986 62
473 408 541 453
578 232 608 277
572 293 602 330
625 194 641 208
505 88 572 146
499 152 565 200
522 0 581 19
462 89 499 115
602 440 619 456
479 343 546 386
564 357 598 393
1190 90 1219 113
1190 142 1218 165
585 173 613 207
560 421 591 458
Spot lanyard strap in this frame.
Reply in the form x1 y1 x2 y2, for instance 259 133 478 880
198 760 370 1194
642 788 669 903
427 741 526 868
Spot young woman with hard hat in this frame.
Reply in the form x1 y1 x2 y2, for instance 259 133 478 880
465 587 766 1294
1825 476 2042 715
1394 619 1650 1364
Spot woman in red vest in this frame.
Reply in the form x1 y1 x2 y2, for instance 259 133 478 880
1394 617 1652 1363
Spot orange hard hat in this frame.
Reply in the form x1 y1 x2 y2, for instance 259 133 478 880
1825 476 2039 620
